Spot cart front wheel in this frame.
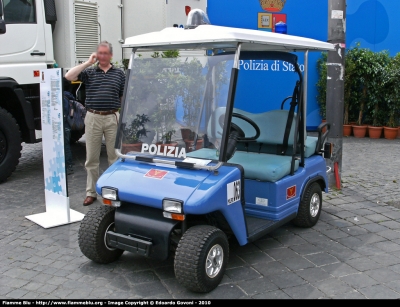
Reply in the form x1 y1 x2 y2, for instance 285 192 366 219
174 225 229 293
292 182 322 228
78 205 123 263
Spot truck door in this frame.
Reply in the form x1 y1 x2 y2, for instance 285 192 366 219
0 0 48 84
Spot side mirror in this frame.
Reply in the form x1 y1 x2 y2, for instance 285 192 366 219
0 19 6 34
322 142 333 159
315 121 330 155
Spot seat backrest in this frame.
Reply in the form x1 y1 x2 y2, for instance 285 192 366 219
232 108 296 145
206 108 301 154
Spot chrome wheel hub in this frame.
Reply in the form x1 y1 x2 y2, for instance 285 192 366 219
104 222 117 251
205 244 224 278
310 193 320 217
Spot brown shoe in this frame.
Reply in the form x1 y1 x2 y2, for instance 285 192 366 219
83 196 97 206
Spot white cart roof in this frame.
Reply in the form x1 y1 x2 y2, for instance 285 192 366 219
123 25 335 52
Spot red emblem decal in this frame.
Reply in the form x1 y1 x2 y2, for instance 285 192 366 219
286 185 296 200
144 169 168 180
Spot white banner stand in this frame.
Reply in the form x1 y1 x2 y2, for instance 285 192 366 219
26 68 84 228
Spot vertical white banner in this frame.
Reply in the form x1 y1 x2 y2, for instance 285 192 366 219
41 68 68 196
26 69 84 228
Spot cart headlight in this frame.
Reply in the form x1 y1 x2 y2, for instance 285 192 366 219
102 187 118 200
102 187 121 207
163 199 183 214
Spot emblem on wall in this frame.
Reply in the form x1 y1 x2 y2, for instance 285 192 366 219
258 0 287 33
259 0 286 12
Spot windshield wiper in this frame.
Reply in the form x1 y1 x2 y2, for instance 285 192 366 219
135 156 154 163
175 161 195 169
136 156 194 169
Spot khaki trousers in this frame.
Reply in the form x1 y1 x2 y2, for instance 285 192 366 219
84 111 119 197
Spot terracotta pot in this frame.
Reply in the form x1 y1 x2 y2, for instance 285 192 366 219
367 126 383 139
343 124 352 137
184 138 203 152
383 126 398 140
348 122 357 135
363 124 369 137
398 126 400 139
180 128 192 140
121 143 142 154
352 125 367 138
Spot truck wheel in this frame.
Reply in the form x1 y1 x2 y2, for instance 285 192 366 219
174 225 229 293
0 107 22 183
292 182 322 228
78 205 123 264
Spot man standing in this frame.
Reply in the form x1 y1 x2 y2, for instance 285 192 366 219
65 41 125 206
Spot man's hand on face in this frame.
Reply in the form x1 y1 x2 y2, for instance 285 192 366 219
87 53 97 66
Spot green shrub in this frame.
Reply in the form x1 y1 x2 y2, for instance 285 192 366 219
316 43 397 127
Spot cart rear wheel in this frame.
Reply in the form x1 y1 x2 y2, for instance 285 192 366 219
78 205 123 263
292 182 322 227
174 225 229 293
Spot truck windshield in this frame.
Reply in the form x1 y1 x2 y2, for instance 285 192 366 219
119 50 235 163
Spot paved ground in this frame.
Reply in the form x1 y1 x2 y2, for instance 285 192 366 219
1 135 400 299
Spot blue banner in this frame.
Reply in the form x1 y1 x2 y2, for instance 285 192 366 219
207 0 400 130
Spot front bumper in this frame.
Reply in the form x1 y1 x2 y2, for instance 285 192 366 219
106 231 152 256
112 202 180 261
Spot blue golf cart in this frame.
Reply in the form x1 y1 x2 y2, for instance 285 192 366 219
78 10 334 293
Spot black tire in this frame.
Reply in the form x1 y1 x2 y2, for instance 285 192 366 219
70 128 85 144
292 182 322 228
174 225 229 293
0 107 22 183
78 205 123 264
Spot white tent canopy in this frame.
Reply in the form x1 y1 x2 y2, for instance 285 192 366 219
123 25 335 52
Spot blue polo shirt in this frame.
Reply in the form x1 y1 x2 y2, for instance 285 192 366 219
79 64 125 111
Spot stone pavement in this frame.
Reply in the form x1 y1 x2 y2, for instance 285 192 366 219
1 136 400 299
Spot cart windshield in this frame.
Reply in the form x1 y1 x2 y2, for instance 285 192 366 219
118 50 235 164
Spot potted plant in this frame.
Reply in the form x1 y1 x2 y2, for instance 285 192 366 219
162 129 176 144
383 114 399 139
382 53 400 139
155 129 180 156
121 114 150 154
363 51 389 138
182 132 204 152
346 45 376 138
342 51 361 137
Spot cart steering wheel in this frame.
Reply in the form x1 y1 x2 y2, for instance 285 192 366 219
222 113 261 160
231 113 260 142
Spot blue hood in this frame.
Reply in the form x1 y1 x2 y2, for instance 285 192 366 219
96 159 214 209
